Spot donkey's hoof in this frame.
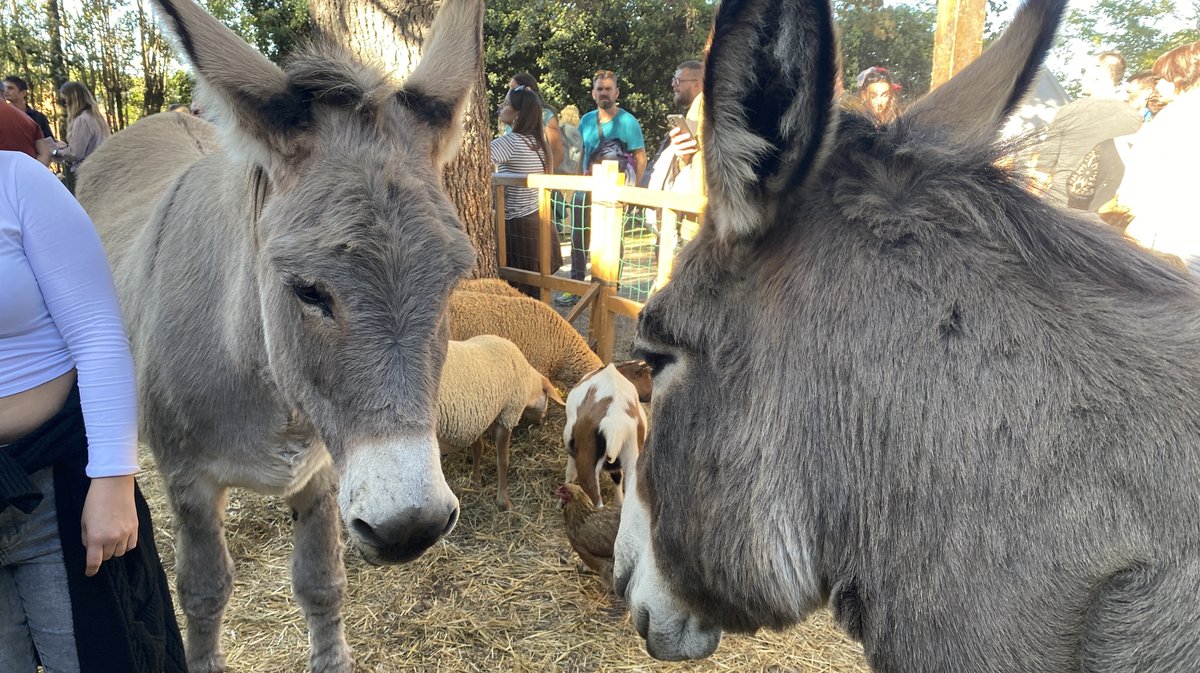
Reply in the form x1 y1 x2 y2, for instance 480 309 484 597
187 653 227 673
311 647 354 673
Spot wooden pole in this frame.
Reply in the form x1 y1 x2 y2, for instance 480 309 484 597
930 0 987 90
588 161 623 363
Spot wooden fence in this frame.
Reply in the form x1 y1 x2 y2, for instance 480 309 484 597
490 161 705 363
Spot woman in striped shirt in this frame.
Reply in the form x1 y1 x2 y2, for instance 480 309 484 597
490 86 562 295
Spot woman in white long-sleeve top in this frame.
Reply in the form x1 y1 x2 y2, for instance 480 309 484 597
0 151 184 672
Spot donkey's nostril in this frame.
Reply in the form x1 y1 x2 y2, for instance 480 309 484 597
350 518 385 548
442 507 459 536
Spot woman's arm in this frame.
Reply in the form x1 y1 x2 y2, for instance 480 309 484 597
14 154 140 575
58 115 98 163
545 116 564 173
16 155 138 478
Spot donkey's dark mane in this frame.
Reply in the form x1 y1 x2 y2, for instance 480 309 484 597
830 110 1193 299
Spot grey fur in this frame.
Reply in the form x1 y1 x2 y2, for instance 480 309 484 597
75 0 484 671
614 0 1200 668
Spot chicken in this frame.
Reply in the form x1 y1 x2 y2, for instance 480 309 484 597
557 483 621 589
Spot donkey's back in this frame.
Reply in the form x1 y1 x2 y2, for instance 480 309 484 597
78 112 219 270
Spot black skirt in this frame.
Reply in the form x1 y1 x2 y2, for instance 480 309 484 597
3 385 187 673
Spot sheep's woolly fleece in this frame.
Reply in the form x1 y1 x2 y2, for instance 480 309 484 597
437 334 546 449
449 290 602 388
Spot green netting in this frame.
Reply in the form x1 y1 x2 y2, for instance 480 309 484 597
618 207 657 303
498 185 701 306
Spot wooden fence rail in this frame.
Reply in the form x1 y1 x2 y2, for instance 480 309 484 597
490 160 705 362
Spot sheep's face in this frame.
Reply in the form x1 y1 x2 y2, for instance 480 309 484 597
521 375 564 426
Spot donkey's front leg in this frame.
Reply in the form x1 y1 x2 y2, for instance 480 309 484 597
169 477 235 673
287 463 352 672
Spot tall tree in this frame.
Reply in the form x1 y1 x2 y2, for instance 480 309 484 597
136 0 169 115
310 0 498 278
45 0 68 92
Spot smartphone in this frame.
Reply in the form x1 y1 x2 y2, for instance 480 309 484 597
666 114 696 136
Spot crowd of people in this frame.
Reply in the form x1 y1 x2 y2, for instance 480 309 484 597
488 37 1200 290
2 77 112 193
490 64 702 304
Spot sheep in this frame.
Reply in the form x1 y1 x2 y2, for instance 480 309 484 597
438 334 565 511
449 290 602 388
454 277 525 298
563 363 647 508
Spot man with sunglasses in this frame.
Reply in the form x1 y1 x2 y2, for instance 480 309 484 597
647 61 703 192
644 60 705 270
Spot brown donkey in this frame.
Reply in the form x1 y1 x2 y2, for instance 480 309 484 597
615 0 1200 668
75 0 483 670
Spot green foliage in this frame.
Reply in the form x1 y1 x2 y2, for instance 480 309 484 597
203 0 312 62
484 0 715 146
1055 0 1199 94
835 0 937 98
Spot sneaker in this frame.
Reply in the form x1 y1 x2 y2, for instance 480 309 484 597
554 292 581 307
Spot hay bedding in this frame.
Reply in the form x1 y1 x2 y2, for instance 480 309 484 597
137 406 870 673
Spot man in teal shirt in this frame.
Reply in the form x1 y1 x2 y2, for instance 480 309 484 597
559 70 647 300
578 70 647 183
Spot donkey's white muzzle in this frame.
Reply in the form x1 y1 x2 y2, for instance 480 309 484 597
338 432 459 564
614 468 722 660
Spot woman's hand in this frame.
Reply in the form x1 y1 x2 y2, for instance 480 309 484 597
81 475 139 577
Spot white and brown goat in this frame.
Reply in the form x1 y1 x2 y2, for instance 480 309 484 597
563 363 648 507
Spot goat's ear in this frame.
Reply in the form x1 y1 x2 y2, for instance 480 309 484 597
151 0 298 166
906 0 1066 146
395 0 484 169
703 0 840 244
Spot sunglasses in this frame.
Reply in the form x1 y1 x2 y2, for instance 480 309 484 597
594 70 615 79
671 76 700 85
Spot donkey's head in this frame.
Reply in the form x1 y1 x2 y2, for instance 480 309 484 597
611 0 1190 660
153 0 481 564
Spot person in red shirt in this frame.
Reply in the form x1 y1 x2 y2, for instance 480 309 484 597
0 102 50 165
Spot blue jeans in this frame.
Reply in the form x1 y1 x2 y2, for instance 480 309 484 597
0 467 80 672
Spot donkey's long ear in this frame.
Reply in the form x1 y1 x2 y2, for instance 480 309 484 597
396 0 484 168
151 0 294 162
704 0 840 243
906 0 1066 146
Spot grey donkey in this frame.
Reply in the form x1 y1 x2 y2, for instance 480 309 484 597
614 0 1200 669
74 0 484 670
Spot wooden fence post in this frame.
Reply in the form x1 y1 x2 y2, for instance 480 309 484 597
931 0 987 90
588 161 623 363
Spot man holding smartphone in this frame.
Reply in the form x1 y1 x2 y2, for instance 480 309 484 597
647 61 703 194
646 60 705 272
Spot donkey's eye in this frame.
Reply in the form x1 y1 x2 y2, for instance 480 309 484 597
635 348 676 377
291 283 333 317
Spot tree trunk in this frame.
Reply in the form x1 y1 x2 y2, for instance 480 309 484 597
137 0 167 116
310 0 497 278
45 0 68 137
